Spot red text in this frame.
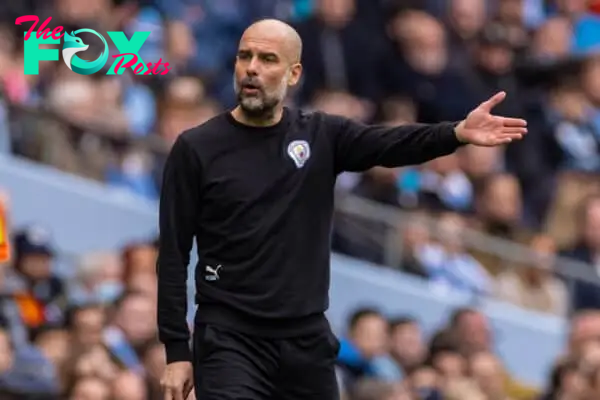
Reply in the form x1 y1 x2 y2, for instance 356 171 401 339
16 15 64 41
112 53 172 75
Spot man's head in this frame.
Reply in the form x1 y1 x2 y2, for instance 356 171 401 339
234 19 303 121
449 308 492 355
389 316 425 370
112 291 156 347
67 303 106 347
347 307 389 359
13 226 55 281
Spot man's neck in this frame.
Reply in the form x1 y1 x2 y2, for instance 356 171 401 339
231 106 283 127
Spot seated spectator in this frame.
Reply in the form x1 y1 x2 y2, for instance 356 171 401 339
471 173 527 275
65 304 106 349
530 16 573 61
468 351 517 400
5 226 68 336
384 9 474 123
495 233 568 316
426 328 467 382
561 194 600 311
69 252 123 306
0 337 60 398
396 210 431 278
32 327 70 385
418 212 493 296
414 154 474 213
404 364 444 400
103 291 155 373
336 308 402 391
473 173 525 241
447 308 539 399
539 356 587 400
388 316 426 374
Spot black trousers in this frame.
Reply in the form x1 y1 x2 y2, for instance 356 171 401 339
192 323 341 399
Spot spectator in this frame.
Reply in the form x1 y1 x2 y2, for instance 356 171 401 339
495 233 568 316
468 351 517 400
444 0 488 68
336 308 402 391
404 364 443 400
426 329 466 383
561 194 600 311
388 316 425 374
65 304 106 349
69 252 123 306
419 212 493 295
6 226 67 336
294 0 387 106
447 308 538 399
103 291 154 374
396 210 431 278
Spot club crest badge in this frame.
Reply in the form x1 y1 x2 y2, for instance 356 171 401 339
287 140 311 168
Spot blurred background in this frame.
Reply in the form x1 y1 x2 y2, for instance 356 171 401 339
1 0 600 399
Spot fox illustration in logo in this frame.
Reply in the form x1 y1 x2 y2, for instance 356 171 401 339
62 29 109 75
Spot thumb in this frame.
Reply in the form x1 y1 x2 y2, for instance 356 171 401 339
478 91 506 112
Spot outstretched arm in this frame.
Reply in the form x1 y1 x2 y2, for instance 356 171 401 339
330 91 527 173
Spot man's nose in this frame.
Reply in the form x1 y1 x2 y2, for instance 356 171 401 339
246 57 260 76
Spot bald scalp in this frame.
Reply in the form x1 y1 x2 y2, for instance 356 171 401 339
242 19 303 64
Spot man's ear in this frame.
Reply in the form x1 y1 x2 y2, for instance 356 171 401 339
288 63 303 87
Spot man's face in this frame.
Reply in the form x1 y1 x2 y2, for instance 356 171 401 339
391 322 425 368
116 294 156 346
457 312 492 354
233 29 301 118
20 253 52 281
351 314 390 359
73 307 106 347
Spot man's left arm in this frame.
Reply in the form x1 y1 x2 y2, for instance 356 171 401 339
327 91 527 173
329 115 465 173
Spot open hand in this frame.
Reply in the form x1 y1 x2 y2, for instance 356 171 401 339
455 91 527 146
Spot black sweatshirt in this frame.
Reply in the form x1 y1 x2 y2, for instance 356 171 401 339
156 107 463 363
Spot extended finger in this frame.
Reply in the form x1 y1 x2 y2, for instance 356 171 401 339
164 387 173 400
173 387 184 400
479 91 507 112
497 133 524 143
184 381 194 399
500 117 527 127
185 388 196 400
501 127 527 135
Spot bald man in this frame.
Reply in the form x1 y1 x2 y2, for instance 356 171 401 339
157 19 527 400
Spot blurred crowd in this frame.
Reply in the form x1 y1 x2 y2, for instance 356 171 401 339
0 222 163 399
335 306 600 400
1 0 600 399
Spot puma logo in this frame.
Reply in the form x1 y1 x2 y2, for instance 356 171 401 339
205 264 222 281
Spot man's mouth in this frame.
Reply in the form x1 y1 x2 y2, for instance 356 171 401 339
242 83 261 95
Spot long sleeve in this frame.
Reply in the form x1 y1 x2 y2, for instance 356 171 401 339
327 114 464 173
156 134 202 364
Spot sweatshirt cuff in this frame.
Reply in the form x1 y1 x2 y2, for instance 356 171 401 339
446 121 467 148
165 340 192 364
